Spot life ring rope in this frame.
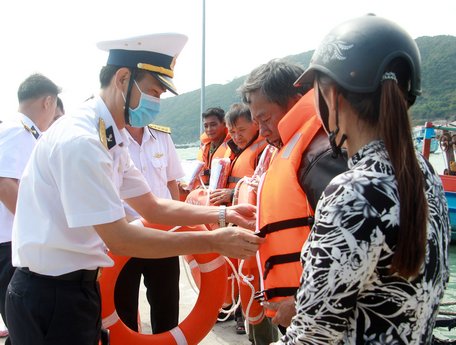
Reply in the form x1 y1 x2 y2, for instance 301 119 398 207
217 257 241 319
238 259 264 324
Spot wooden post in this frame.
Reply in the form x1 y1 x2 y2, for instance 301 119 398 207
422 122 433 159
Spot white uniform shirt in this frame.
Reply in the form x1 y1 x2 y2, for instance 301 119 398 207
0 114 41 243
124 127 184 219
11 96 150 275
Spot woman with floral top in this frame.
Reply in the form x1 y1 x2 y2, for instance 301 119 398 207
274 15 450 344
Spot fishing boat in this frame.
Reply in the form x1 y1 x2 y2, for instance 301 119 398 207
420 122 456 243
414 126 440 153
414 122 456 345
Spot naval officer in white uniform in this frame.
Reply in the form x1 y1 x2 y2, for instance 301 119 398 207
6 33 262 345
0 73 60 345
115 123 185 333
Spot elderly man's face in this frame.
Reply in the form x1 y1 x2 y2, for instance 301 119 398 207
248 90 287 148
228 116 258 150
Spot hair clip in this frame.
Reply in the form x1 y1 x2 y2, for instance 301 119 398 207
381 72 398 83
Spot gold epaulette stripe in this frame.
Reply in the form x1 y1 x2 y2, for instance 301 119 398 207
148 124 171 134
137 63 174 78
98 118 108 149
21 120 39 139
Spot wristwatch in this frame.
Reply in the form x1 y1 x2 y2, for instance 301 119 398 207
218 205 227 228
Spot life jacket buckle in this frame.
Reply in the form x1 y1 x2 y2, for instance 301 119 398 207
307 216 314 227
254 290 267 302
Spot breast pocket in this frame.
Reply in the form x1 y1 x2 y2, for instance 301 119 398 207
150 152 168 170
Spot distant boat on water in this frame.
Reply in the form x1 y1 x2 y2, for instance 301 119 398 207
420 122 456 243
413 126 439 153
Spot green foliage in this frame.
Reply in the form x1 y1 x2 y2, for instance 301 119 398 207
156 36 456 145
412 36 456 125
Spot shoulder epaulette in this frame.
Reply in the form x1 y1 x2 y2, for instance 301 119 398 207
98 118 108 149
21 120 39 139
148 123 171 134
98 118 116 150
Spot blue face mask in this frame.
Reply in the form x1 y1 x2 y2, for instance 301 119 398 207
127 81 160 128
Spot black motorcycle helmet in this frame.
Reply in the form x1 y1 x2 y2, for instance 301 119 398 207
295 14 421 105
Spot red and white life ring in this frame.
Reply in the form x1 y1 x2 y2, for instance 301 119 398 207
99 221 228 345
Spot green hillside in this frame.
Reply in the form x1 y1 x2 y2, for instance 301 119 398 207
156 35 456 145
412 36 456 123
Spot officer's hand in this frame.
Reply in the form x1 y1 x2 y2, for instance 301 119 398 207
227 204 256 230
211 227 264 259
262 297 296 328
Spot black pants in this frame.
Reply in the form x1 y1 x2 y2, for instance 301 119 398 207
5 269 101 345
114 257 179 333
0 243 15 325
0 243 15 345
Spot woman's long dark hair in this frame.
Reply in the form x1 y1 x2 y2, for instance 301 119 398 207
324 58 428 278
378 61 428 278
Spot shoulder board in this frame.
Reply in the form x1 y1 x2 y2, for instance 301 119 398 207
148 124 171 134
21 120 39 139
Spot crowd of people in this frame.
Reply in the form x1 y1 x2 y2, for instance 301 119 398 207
0 14 450 345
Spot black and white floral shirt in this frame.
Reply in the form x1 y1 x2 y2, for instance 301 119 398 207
276 140 450 345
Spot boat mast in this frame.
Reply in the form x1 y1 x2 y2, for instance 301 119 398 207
200 0 206 135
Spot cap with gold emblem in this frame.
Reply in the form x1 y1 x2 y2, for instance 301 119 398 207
97 33 188 95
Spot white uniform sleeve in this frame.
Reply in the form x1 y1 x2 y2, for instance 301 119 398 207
51 136 147 228
0 128 35 179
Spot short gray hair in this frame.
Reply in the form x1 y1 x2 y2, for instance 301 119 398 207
238 59 305 109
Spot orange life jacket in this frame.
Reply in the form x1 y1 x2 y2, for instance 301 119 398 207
226 135 267 189
196 130 230 186
185 137 266 313
256 89 322 317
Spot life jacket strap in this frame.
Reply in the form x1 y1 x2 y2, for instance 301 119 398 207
254 287 298 302
257 216 314 238
202 169 211 176
227 176 242 184
263 252 301 280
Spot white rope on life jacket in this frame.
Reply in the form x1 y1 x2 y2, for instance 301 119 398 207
217 256 242 321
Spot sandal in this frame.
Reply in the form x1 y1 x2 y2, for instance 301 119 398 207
235 318 246 335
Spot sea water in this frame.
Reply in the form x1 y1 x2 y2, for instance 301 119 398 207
177 148 456 340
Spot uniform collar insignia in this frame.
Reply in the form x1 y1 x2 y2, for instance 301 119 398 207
105 126 116 149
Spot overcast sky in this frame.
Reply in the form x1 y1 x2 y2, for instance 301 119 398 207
1 0 455 121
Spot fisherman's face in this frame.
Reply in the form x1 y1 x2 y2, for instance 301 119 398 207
228 116 258 150
203 115 226 142
248 90 286 148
